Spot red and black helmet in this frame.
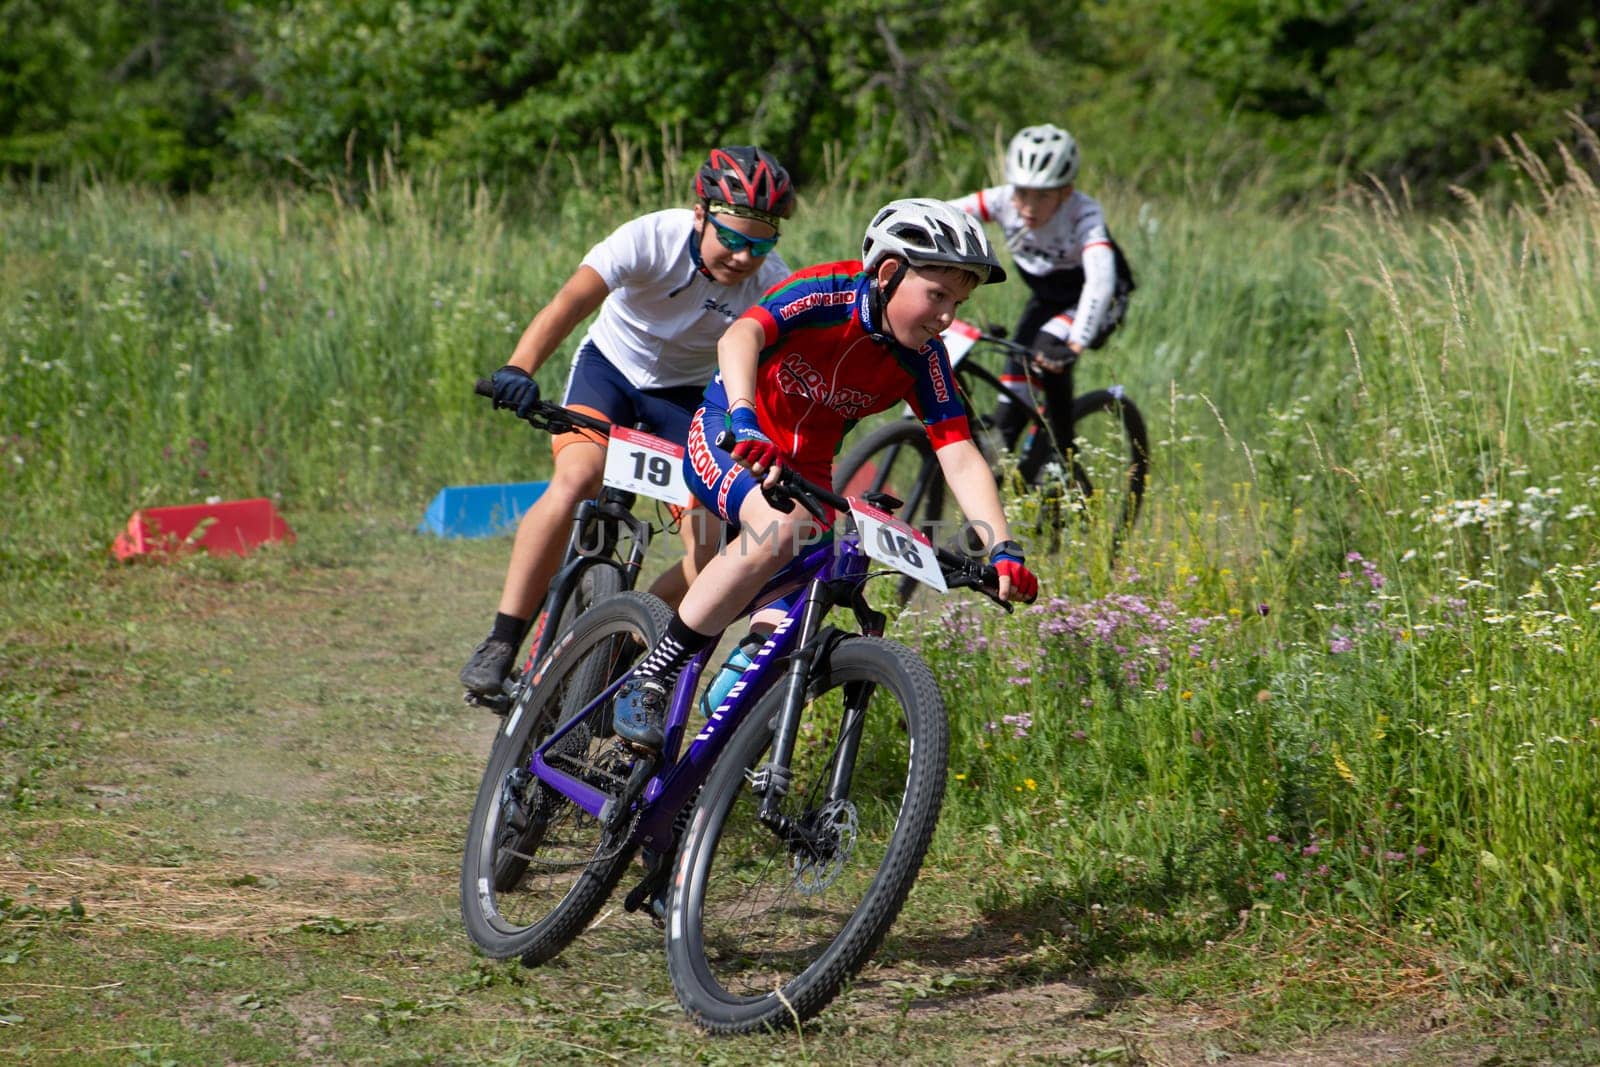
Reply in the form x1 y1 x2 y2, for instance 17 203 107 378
694 146 795 226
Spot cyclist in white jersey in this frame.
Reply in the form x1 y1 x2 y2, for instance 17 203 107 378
950 124 1128 449
461 146 795 699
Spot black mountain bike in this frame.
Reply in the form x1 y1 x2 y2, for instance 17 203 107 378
460 445 1016 1032
463 382 655 717
833 318 1150 601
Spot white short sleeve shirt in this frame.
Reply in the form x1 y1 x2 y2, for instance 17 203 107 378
578 208 790 390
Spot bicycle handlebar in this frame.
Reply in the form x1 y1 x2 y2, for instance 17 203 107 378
953 320 1079 373
714 430 1012 612
474 378 613 438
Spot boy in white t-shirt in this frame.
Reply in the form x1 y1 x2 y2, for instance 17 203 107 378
461 146 796 699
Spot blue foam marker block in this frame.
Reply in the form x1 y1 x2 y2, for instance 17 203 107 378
418 481 549 538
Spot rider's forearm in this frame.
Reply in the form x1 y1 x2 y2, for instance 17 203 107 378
936 439 1012 549
717 318 766 411
507 265 609 375
1067 242 1116 350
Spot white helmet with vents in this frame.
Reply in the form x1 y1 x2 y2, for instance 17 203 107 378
861 197 1007 285
1004 124 1079 188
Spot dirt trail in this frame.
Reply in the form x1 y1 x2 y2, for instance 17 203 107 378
0 526 1505 1065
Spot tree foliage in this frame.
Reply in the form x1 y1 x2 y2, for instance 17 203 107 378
1 0 1596 202
1162 0 1600 191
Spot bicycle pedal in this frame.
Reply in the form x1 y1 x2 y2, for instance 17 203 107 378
622 869 669 915
462 689 511 715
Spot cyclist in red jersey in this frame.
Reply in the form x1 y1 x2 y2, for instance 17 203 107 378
609 198 1041 756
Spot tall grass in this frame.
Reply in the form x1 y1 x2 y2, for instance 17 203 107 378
4 131 1599 1022
918 126 1600 1019
0 163 887 567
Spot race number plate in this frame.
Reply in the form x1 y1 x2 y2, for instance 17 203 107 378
848 498 947 593
603 426 691 506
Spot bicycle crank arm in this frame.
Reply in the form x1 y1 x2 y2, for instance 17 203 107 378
599 755 655 835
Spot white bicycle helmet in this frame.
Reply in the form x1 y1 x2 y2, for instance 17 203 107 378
1004 124 1079 188
861 197 1007 285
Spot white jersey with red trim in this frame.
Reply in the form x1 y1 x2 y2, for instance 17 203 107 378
950 186 1117 350
578 208 790 390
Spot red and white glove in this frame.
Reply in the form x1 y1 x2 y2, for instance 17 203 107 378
989 540 1038 603
729 407 782 472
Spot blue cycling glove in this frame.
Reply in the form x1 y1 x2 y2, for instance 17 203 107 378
491 365 541 419
728 406 780 472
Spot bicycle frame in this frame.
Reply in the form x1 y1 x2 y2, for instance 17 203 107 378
519 486 653 672
520 529 881 855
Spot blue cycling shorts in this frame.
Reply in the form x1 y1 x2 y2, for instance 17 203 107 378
684 401 834 532
552 341 706 455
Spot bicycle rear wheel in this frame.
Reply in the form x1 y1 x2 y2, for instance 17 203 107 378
665 636 948 1033
488 564 624 893
460 591 668 964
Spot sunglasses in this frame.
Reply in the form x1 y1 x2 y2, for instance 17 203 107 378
707 214 779 257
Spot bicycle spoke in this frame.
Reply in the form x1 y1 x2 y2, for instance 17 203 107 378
669 638 947 1030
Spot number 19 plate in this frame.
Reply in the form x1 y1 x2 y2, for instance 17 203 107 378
848 498 947 592
603 426 692 506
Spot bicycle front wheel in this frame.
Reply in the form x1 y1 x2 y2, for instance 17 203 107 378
1067 388 1150 540
665 636 949 1033
461 591 669 964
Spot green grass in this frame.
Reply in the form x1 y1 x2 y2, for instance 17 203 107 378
4 131 1600 1058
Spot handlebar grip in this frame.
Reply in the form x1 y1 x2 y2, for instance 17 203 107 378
713 430 795 513
475 378 494 398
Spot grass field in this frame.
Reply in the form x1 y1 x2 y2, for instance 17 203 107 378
3 131 1600 1061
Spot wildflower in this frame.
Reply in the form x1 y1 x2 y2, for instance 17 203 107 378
1272 872 1287 882
1024 778 1037 791
1266 834 1281 843
1329 635 1356 654
1302 843 1320 856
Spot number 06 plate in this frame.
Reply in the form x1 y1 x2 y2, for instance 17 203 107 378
603 426 692 506
848 498 947 592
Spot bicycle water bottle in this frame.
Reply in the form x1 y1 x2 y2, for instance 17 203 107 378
698 633 766 717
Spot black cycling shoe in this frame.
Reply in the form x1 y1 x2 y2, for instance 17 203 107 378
612 678 668 753
460 637 516 697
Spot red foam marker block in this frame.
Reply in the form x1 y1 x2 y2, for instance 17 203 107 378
111 498 295 560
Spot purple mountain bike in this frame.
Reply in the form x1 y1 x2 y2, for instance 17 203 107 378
460 446 1012 1033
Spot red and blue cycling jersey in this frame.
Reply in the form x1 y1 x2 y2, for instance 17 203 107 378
702 260 972 477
